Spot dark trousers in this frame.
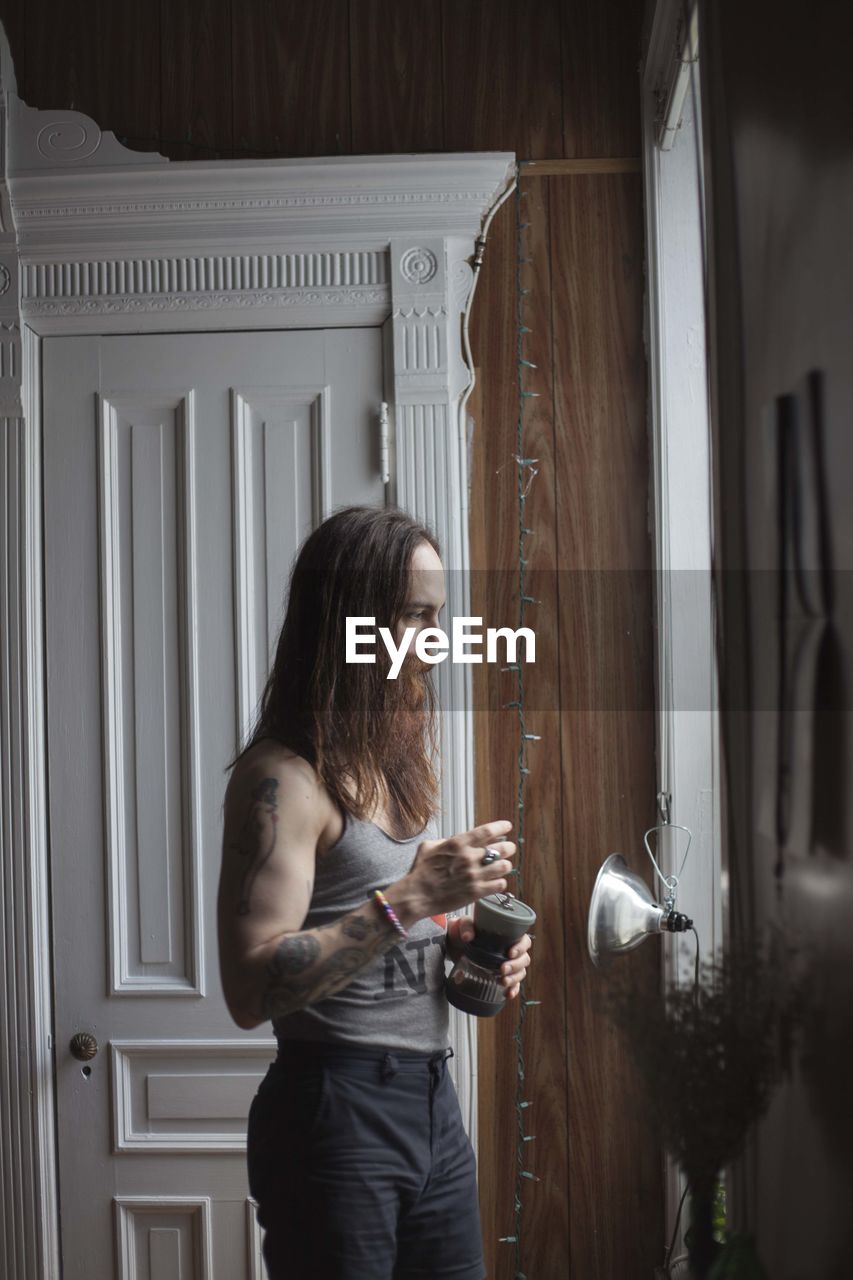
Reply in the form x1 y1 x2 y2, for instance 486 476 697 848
247 1040 486 1280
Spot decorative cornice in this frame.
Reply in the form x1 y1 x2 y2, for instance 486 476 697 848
11 97 165 172
7 94 515 264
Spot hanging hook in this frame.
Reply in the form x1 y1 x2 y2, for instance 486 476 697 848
643 823 693 912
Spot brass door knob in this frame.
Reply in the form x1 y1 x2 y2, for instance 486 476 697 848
69 1032 99 1062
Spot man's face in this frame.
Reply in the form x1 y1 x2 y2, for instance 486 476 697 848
383 543 444 759
392 541 447 665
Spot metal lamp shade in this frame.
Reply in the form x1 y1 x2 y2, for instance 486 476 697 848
587 853 665 968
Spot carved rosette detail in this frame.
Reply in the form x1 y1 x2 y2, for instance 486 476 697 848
36 121 103 163
400 247 438 285
0 263 10 296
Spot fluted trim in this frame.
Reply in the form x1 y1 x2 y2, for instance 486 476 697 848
0 23 60 1277
0 384 60 1280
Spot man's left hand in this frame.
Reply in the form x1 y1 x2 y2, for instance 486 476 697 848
445 916 533 1000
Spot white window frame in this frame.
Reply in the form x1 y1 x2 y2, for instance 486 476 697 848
641 0 723 1256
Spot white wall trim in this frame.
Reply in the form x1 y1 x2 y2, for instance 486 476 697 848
0 30 61 1280
641 0 722 1258
0 21 515 1276
642 0 720 971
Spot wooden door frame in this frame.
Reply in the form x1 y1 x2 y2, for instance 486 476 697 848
0 26 515 1277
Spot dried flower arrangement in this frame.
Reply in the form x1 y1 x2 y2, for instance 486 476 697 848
598 933 804 1278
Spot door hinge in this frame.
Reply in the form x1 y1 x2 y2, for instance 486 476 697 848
379 401 391 485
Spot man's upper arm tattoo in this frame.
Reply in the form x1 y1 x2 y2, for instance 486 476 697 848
231 776 279 915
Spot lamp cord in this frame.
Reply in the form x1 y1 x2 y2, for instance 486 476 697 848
690 925 700 999
662 923 702 1274
664 1180 690 1275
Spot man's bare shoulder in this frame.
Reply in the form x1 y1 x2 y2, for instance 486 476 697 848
232 737 310 776
227 738 316 797
225 739 330 834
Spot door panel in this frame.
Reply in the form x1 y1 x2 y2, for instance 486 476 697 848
44 328 384 1279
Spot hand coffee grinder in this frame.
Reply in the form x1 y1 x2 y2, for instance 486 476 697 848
445 891 537 1017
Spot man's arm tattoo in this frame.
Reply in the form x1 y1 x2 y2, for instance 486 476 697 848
231 777 279 915
257 903 397 1021
342 914 376 941
267 933 321 976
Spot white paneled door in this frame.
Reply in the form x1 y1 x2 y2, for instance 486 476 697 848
43 329 384 1279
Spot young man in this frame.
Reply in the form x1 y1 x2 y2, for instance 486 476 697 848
218 504 532 1280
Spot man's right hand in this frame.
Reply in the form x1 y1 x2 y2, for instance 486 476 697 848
386 820 516 926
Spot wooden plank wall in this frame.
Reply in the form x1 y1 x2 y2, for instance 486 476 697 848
1 1 662 1275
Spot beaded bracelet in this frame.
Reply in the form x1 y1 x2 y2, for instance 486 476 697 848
373 889 409 940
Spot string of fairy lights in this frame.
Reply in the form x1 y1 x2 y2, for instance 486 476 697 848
495 163 542 1280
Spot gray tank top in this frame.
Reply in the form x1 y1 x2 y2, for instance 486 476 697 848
272 805 450 1053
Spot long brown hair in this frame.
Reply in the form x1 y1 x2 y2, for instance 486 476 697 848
232 504 442 835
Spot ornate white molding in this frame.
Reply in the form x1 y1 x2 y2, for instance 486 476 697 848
24 285 390 332
6 96 512 337
19 248 390 331
23 249 386 289
8 95 514 263
12 98 164 172
14 189 500 216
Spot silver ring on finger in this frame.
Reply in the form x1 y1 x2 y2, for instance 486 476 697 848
482 846 500 866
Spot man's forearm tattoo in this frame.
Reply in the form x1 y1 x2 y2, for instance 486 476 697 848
342 914 381 941
232 776 279 915
267 933 321 976
258 904 398 1021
